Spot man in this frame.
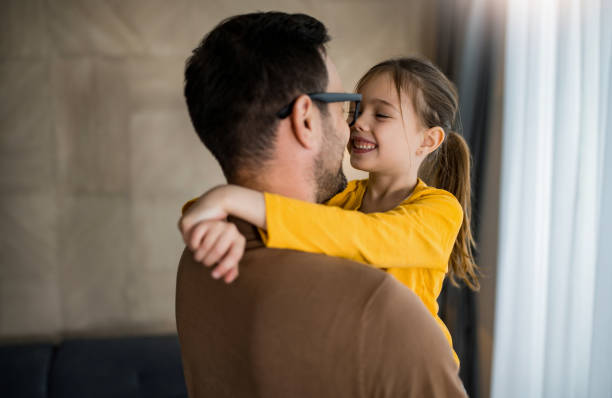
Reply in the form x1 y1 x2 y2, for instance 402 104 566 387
176 12 467 397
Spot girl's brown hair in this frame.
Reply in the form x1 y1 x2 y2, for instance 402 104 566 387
356 57 480 291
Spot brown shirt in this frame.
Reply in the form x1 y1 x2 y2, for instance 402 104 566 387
176 219 467 398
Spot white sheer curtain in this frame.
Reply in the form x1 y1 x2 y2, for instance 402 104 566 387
492 0 612 397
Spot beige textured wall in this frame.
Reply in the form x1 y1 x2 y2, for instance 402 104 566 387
0 0 436 340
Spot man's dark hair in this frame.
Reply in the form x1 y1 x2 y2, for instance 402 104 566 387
184 12 331 181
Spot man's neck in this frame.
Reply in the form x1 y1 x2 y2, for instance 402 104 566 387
230 126 318 203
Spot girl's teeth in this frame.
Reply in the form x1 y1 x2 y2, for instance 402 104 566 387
353 141 376 150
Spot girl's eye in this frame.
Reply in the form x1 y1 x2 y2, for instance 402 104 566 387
376 114 390 118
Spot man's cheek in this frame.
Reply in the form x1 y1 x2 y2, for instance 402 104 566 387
340 119 350 143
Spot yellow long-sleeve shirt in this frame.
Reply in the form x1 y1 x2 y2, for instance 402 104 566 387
182 178 463 364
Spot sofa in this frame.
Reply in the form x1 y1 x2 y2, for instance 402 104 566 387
0 335 187 398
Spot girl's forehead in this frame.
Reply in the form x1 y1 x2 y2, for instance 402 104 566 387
359 72 413 112
360 73 395 96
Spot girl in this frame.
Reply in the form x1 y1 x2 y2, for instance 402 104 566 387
179 57 479 365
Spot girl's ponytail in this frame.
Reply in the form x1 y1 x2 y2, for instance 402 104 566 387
419 131 479 290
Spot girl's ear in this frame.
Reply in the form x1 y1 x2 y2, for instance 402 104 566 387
418 126 445 156
290 95 317 149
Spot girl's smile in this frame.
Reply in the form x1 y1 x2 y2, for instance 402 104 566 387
350 136 378 154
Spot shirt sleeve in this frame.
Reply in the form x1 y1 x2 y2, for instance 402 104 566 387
261 189 463 271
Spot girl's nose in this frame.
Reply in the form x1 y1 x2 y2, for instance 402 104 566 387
352 114 367 132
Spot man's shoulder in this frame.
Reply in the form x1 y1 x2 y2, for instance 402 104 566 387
178 243 405 327
178 244 423 312
178 244 386 288
241 246 436 333
240 245 391 294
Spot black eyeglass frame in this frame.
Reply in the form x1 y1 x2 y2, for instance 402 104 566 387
276 92 362 127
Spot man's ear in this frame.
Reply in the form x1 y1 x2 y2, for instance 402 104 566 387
290 94 317 149
418 126 445 156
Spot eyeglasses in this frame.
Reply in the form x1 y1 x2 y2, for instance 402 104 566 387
276 92 362 127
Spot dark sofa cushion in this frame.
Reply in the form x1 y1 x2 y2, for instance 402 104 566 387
0 343 54 398
49 335 186 398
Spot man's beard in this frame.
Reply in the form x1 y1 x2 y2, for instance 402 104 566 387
313 118 348 204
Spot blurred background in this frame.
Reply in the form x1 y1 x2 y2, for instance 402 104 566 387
1 1 610 397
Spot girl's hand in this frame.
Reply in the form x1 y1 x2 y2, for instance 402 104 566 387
188 219 246 284
179 185 267 246
179 185 230 244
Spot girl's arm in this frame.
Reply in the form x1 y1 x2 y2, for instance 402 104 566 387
181 184 463 273
261 189 463 271
180 184 266 242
